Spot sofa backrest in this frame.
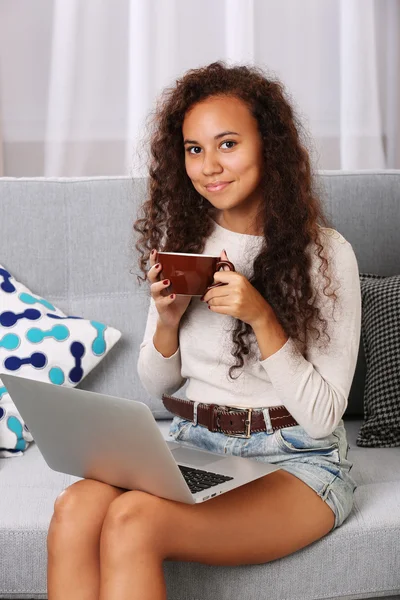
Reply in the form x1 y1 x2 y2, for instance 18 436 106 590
0 172 399 419
315 171 399 416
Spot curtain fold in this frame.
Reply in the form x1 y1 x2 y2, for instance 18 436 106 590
339 0 385 168
224 0 255 64
44 0 79 176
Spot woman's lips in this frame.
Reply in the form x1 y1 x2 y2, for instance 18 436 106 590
205 182 232 192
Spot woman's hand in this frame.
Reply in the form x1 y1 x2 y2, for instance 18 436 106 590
201 249 274 329
147 249 192 329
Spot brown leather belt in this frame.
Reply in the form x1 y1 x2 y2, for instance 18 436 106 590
162 394 298 439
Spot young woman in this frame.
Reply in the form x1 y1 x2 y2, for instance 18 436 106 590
47 61 361 600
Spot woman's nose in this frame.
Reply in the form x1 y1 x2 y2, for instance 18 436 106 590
202 155 223 176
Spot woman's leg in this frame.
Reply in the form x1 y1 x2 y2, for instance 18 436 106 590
98 469 335 600
99 491 170 600
47 478 126 600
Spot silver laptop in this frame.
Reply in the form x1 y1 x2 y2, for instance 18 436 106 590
2 373 280 504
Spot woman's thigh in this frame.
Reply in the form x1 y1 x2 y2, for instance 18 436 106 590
169 415 357 531
159 467 334 565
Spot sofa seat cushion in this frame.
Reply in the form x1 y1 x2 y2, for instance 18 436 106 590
0 419 399 599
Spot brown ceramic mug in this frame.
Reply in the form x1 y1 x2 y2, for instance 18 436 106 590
157 252 235 296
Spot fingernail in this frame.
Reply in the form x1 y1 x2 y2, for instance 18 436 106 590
151 249 156 255
163 279 169 285
155 263 160 269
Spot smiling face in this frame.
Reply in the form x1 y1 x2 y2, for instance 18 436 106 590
182 95 265 235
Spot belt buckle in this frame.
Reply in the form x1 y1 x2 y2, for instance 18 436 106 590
212 405 253 439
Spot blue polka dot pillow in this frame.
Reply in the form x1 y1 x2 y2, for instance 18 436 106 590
0 264 122 458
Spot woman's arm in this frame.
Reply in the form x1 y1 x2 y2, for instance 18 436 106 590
256 235 361 439
137 296 187 397
252 314 289 361
153 319 179 358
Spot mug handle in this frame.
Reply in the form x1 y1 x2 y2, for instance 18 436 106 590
205 260 235 292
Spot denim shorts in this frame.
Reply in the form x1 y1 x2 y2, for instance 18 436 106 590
168 412 358 531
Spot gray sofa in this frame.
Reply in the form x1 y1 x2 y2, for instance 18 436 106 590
0 172 399 600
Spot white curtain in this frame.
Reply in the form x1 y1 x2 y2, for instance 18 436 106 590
0 0 399 176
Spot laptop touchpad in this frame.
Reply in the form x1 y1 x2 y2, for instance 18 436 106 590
171 446 226 468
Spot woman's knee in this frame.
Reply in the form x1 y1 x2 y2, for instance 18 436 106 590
48 479 125 544
101 491 165 548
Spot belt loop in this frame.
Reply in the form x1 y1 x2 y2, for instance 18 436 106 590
192 401 200 426
262 407 274 435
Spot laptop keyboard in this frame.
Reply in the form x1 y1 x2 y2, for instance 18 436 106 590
178 464 233 494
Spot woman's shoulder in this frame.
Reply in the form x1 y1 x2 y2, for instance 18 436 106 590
310 225 358 274
317 225 348 246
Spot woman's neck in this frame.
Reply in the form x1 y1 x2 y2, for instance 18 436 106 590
214 211 263 237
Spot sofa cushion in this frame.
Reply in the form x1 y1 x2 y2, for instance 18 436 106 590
357 273 400 447
0 263 121 457
0 418 399 600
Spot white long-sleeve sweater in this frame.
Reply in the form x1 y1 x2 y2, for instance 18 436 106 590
137 219 362 439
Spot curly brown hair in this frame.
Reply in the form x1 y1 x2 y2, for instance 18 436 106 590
132 60 340 380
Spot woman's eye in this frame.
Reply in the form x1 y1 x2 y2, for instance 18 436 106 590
221 141 236 150
187 146 201 155
186 141 236 155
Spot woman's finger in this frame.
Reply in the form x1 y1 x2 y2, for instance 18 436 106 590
149 248 158 267
220 248 230 270
150 278 172 299
146 260 162 283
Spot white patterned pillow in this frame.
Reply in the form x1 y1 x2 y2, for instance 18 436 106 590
0 264 121 457
357 273 400 447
